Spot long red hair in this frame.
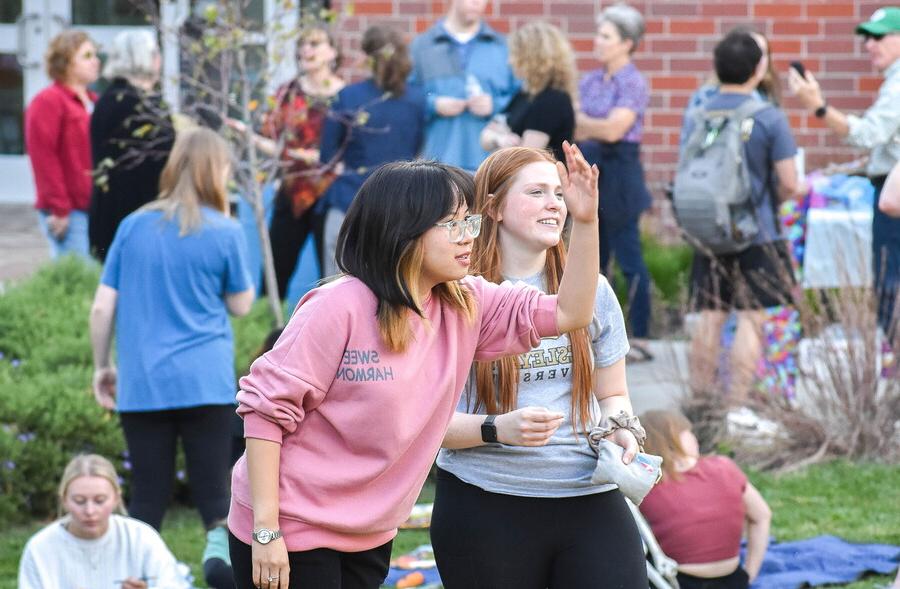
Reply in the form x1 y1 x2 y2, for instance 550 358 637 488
471 147 595 434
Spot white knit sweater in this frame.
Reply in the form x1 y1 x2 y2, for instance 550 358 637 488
18 514 190 589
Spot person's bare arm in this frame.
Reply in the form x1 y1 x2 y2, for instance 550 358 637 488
774 157 807 201
226 287 256 316
555 142 600 332
89 284 118 410
246 437 290 588
879 161 900 217
742 482 772 582
575 108 638 143
594 359 639 463
442 408 564 449
519 130 551 149
787 69 850 137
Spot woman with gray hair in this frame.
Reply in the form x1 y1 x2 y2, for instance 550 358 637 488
575 3 655 364
89 29 175 261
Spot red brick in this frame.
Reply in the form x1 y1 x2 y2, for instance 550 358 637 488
669 20 716 35
824 21 857 36
858 76 882 93
649 39 699 53
808 3 856 18
397 1 428 14
570 37 593 53
753 3 802 17
633 57 664 71
817 76 856 92
649 3 699 17
649 150 679 165
670 57 713 72
497 1 543 16
773 21 821 36
642 131 665 146
353 1 394 15
824 57 876 73
669 93 691 109
568 18 598 34
485 18 510 33
769 40 802 55
645 19 665 35
650 112 686 128
806 38 859 54
550 2 596 17
701 3 749 17
415 17 430 33
652 75 701 90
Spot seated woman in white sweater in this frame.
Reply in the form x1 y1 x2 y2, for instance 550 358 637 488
18 454 189 589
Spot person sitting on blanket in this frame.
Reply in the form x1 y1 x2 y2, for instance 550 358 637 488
639 410 772 589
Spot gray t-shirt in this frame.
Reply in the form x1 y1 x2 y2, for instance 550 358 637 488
436 272 629 497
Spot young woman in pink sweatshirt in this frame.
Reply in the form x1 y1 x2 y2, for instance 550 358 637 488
228 142 599 589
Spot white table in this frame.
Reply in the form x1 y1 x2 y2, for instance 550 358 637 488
802 208 872 289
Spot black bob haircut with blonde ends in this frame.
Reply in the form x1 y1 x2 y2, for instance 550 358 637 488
335 160 477 351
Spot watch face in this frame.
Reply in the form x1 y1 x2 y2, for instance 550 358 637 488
256 529 272 544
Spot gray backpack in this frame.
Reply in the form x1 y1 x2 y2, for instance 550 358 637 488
673 100 771 255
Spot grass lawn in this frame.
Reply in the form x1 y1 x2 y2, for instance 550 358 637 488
0 461 896 588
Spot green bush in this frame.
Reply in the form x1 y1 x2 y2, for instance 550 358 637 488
0 258 272 527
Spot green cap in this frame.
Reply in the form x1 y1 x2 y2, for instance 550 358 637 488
856 7 900 36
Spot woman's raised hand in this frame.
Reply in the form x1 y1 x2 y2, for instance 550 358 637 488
557 141 600 224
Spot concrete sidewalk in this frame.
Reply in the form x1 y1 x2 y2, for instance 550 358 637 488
0 203 49 289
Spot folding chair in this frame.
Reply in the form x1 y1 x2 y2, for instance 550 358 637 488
627 499 680 589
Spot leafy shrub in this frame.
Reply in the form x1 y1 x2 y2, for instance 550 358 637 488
0 258 271 527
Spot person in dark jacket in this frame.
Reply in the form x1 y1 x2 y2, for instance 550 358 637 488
89 30 175 261
318 24 425 276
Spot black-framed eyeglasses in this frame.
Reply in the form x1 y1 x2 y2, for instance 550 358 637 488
434 214 483 243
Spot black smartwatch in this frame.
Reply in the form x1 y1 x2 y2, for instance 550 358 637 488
481 415 499 443
814 102 828 119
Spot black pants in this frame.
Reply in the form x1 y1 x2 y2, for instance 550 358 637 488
872 176 900 339
677 567 749 589
269 194 324 299
229 532 392 589
430 468 648 589
119 404 234 530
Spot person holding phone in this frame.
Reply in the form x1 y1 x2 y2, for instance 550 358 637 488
789 7 900 343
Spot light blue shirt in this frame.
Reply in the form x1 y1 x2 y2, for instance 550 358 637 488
101 207 252 411
409 20 519 171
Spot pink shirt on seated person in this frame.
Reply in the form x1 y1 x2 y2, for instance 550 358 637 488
639 455 748 564
228 274 559 552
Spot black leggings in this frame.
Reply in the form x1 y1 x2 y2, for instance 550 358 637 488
430 467 648 589
228 531 392 589
119 404 234 530
269 195 324 299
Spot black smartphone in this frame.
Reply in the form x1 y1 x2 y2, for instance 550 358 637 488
790 61 807 78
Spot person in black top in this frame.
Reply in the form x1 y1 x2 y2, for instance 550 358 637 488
89 30 175 261
480 21 576 162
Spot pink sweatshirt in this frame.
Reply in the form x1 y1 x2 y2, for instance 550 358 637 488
228 275 559 552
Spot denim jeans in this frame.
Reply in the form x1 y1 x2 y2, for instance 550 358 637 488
37 209 90 260
600 217 652 338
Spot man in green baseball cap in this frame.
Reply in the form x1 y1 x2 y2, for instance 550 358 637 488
856 6 900 38
789 6 900 351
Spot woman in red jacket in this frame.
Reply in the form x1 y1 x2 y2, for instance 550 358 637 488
25 30 99 259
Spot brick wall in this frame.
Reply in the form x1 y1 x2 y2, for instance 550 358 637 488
331 0 889 221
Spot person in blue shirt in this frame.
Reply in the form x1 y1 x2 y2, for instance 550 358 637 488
318 24 425 277
409 0 518 172
89 127 254 588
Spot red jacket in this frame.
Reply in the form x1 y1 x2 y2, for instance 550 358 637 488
25 82 96 216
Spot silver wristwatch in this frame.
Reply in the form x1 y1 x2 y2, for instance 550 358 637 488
252 528 282 544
